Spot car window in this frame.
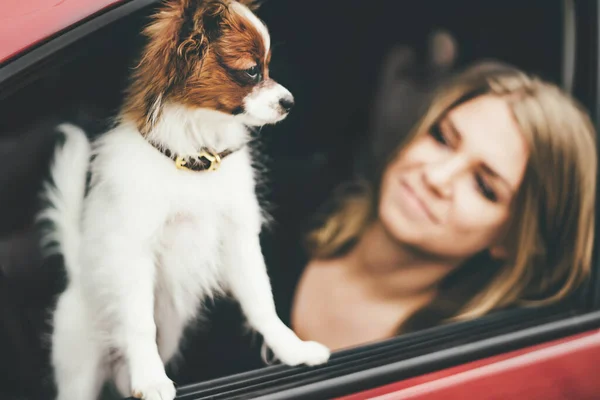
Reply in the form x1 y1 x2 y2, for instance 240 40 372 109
1 1 596 399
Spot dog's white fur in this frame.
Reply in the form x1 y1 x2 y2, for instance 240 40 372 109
38 5 329 399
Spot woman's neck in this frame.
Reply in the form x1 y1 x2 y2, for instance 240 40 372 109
342 221 459 300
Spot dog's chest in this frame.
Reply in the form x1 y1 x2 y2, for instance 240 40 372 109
152 163 257 314
153 202 233 321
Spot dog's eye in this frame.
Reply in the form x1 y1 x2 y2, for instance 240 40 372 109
245 66 259 79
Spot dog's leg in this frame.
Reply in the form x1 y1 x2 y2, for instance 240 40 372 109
105 249 176 400
52 288 107 400
224 230 330 367
112 358 131 398
155 304 186 365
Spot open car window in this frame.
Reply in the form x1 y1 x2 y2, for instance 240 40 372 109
1 0 599 399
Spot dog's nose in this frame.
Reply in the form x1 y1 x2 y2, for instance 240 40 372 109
279 96 295 113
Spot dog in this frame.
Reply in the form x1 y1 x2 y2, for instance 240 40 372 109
37 1 330 399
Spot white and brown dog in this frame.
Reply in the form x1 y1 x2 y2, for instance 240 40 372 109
38 1 330 399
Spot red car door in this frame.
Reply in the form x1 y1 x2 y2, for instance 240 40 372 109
338 330 600 399
0 0 125 64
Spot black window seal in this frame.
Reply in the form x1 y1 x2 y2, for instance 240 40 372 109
250 310 600 400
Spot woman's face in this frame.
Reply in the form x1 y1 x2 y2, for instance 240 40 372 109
379 95 529 260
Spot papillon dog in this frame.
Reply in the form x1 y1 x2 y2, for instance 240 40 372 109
38 1 330 399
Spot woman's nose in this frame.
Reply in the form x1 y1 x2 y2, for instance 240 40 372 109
422 156 466 198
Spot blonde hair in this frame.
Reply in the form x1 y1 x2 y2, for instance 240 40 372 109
307 62 597 328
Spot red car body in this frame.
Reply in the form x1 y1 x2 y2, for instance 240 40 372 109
1 1 599 399
0 0 121 64
337 330 600 400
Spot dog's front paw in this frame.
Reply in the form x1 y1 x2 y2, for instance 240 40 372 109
274 340 331 367
131 375 176 400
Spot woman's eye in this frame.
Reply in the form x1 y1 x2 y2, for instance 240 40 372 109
430 124 449 146
245 66 259 79
475 174 498 202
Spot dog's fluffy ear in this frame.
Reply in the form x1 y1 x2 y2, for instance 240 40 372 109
123 0 229 134
177 0 231 60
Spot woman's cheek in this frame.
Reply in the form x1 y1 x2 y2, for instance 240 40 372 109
452 194 509 240
451 191 489 232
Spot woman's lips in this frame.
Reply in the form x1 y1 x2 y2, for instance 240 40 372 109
399 179 439 224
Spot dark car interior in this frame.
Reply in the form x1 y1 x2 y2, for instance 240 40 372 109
1 0 598 399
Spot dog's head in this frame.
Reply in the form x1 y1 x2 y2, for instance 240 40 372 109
123 0 293 134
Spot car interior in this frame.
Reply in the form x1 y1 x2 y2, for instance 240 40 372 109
1 0 598 399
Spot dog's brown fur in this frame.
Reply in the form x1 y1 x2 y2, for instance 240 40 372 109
121 0 268 135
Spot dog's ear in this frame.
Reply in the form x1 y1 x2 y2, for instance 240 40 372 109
123 0 230 134
177 0 229 63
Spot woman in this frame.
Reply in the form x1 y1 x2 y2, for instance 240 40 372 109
290 62 597 350
154 62 597 386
